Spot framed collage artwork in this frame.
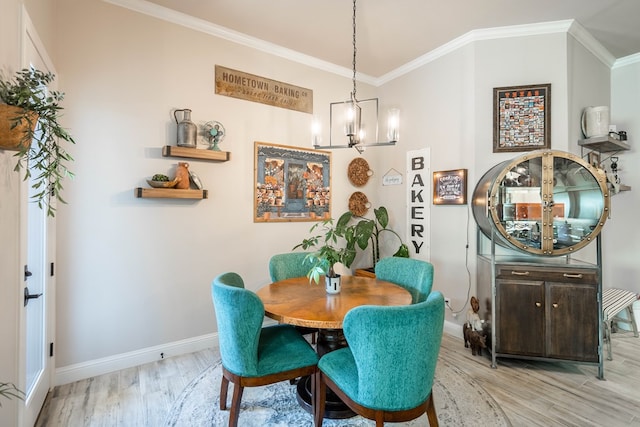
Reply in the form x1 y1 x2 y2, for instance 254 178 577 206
493 83 551 153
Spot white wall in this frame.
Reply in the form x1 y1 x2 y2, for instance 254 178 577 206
375 45 476 320
611 56 640 320
0 0 25 424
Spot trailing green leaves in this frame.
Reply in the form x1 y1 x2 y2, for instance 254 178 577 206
0 68 76 216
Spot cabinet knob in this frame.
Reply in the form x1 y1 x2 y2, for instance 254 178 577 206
563 273 583 279
535 302 542 307
552 303 559 308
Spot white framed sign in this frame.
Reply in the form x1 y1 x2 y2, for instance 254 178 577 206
406 148 430 261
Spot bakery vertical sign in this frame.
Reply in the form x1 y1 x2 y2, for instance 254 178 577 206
215 65 313 114
406 148 431 261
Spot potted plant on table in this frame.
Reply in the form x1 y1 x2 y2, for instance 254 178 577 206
344 206 409 274
0 68 76 217
292 212 358 294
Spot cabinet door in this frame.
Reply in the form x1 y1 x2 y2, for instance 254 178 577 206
496 279 545 357
546 282 598 362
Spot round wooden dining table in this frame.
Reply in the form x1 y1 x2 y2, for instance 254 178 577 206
256 275 412 419
256 274 411 330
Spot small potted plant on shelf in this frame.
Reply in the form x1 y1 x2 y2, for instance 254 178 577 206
344 206 409 274
0 68 76 217
292 212 357 294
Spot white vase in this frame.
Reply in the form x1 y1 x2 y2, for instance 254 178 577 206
325 275 341 294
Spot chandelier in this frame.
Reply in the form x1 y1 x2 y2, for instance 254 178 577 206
313 0 399 154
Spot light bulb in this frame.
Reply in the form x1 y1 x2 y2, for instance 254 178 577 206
387 108 400 142
312 117 321 147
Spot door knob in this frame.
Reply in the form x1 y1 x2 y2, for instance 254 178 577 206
24 287 43 307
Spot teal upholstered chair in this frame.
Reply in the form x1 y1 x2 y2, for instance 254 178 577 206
314 291 445 427
212 272 319 427
269 252 318 343
375 257 435 303
269 252 310 282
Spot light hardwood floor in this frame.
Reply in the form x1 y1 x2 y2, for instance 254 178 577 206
35 330 640 427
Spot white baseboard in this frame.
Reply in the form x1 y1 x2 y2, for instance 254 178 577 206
444 319 463 340
54 333 218 386
55 319 463 386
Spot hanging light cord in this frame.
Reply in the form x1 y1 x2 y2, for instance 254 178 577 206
351 0 358 103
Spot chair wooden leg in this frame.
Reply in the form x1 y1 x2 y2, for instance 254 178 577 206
311 372 316 423
375 412 384 426
220 376 229 410
314 373 325 427
426 393 439 427
228 383 244 427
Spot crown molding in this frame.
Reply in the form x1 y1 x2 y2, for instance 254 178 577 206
102 0 374 84
613 52 640 69
105 1 618 86
567 20 616 68
376 19 614 86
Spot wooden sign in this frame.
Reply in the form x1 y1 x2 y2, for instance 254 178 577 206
215 65 313 114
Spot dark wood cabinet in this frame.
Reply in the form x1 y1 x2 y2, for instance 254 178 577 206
493 264 599 362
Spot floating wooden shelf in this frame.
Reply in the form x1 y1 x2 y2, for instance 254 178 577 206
162 145 230 162
134 188 208 199
578 136 630 153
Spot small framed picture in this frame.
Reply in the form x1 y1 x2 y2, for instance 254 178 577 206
433 169 467 205
493 83 551 153
588 151 601 168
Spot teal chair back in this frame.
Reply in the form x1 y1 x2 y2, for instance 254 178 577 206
212 273 265 376
269 252 310 282
342 291 444 410
375 257 434 303
269 252 318 343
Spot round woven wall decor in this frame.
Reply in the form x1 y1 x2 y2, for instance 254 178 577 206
348 191 370 216
348 158 373 187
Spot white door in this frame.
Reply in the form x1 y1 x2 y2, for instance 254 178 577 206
19 10 57 427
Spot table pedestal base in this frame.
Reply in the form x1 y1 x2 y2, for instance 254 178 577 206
296 376 355 419
296 328 356 419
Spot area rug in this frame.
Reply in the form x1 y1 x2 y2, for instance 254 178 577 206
165 357 510 426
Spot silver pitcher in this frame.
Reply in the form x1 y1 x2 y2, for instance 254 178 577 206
174 108 197 147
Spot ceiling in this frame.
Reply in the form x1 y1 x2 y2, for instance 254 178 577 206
145 0 640 78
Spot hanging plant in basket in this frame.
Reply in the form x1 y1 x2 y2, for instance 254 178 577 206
0 68 75 216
